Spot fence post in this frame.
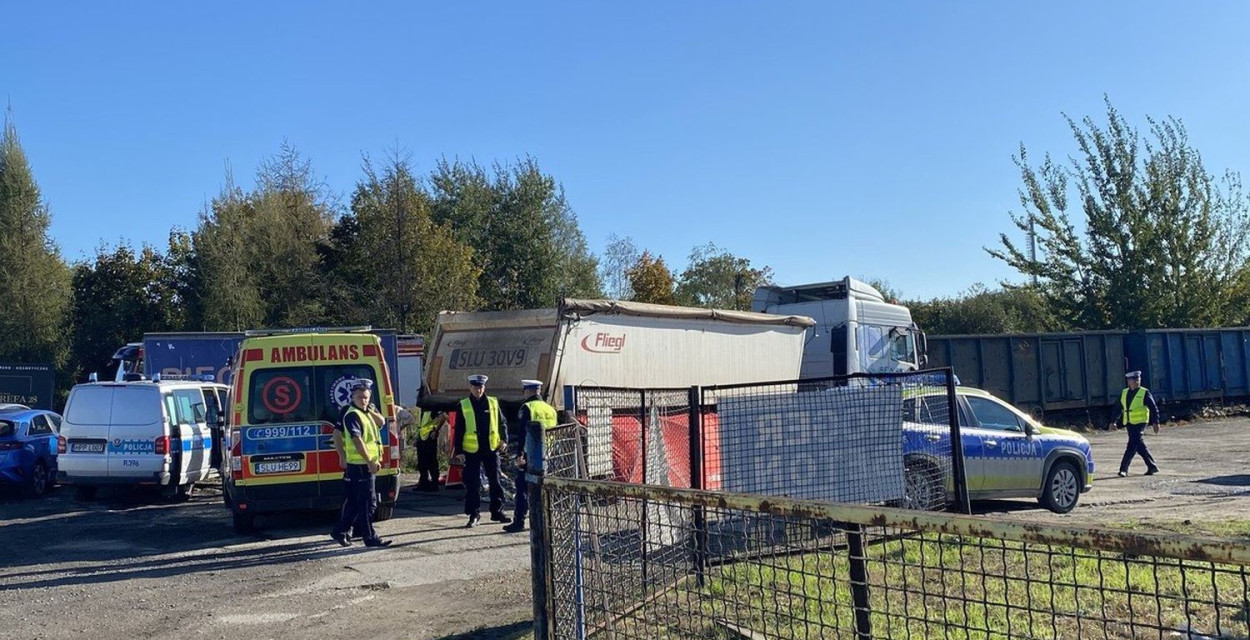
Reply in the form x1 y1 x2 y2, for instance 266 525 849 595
945 367 972 514
527 417 551 640
845 524 873 640
688 386 707 586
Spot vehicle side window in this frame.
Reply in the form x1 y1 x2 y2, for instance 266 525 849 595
966 396 1024 432
202 388 221 426
904 395 971 427
29 415 53 436
163 394 179 425
173 388 206 425
49 415 62 432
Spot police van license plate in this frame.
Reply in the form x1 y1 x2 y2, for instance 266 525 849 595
71 442 105 453
255 461 302 474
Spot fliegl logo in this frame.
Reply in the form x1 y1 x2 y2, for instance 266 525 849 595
581 332 626 354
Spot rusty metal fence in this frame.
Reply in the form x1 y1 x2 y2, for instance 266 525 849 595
534 476 1250 640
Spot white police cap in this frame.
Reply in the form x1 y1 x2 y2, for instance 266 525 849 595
468 374 489 385
1125 370 1142 379
521 379 543 389
351 378 374 391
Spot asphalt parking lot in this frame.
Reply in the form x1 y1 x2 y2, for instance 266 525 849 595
3 418 1250 640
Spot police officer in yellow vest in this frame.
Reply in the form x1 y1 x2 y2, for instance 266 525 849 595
331 379 392 548
1113 370 1161 477
455 374 509 528
413 384 447 492
504 379 558 533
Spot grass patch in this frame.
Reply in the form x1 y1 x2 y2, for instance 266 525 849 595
594 527 1250 639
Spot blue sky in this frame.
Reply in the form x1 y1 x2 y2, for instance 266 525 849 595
4 1 1249 300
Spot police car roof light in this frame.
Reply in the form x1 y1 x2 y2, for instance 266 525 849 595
243 325 374 337
88 372 99 382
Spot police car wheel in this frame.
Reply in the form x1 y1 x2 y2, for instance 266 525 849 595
902 462 943 511
373 503 395 522
1041 461 1080 514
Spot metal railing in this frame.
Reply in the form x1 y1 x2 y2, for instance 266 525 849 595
535 476 1250 640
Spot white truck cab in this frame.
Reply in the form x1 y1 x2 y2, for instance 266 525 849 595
752 276 925 378
57 377 229 501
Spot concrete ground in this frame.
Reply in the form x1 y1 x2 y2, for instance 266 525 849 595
3 417 1250 640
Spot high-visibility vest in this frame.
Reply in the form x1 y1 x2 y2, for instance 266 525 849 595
523 399 558 430
343 405 382 464
460 397 500 453
1120 387 1151 425
417 410 440 441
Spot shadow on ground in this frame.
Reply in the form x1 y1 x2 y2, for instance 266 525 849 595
435 621 532 640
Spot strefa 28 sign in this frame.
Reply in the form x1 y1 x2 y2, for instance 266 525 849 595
0 362 55 410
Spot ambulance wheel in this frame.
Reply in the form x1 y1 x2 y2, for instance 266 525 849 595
75 485 98 501
374 503 395 522
232 512 255 534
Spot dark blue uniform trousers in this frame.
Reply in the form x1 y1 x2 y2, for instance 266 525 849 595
333 463 379 543
513 466 528 523
463 451 505 516
1119 424 1158 473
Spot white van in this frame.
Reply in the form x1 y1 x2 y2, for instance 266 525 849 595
57 379 230 501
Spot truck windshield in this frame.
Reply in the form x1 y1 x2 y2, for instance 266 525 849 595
858 326 918 372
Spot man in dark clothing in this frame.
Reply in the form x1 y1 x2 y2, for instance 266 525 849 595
330 380 392 548
454 374 510 528
504 379 558 534
1111 370 1161 477
413 384 446 493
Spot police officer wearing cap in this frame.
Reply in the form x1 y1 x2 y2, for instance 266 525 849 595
504 379 558 533
455 374 509 527
1112 370 1161 477
331 379 392 548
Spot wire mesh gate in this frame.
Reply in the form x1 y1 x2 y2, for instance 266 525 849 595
536 477 1250 640
563 369 969 512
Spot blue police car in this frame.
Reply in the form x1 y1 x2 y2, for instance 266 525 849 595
901 387 1094 513
0 407 62 498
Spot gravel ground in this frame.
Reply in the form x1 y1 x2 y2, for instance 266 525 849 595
3 417 1249 640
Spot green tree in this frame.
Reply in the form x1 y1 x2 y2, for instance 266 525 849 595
192 144 336 330
675 243 773 310
909 284 1056 335
989 98 1250 330
340 154 481 332
0 111 71 372
430 157 600 310
627 252 676 305
70 244 180 378
600 234 640 300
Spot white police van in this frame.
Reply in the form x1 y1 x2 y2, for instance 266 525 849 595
57 376 229 501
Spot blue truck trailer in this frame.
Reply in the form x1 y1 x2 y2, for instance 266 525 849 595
112 330 404 394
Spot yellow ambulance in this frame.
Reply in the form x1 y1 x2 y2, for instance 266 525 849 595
222 328 401 533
